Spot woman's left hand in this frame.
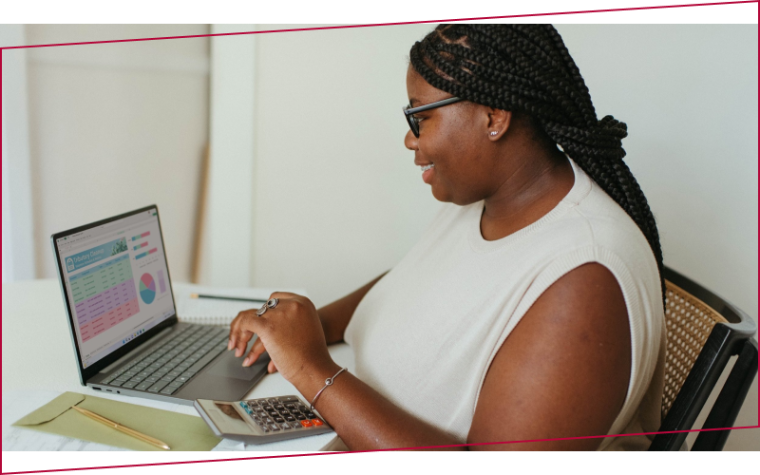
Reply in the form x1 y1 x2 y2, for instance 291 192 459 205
227 292 335 386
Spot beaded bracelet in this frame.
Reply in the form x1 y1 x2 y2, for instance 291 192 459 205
309 367 347 412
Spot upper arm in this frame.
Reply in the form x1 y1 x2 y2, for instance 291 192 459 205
467 263 631 450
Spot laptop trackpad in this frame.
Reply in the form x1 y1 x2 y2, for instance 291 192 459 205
207 350 270 380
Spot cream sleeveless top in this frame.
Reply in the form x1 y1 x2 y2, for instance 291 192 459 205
344 158 666 450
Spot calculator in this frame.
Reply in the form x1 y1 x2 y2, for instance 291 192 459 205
194 395 333 444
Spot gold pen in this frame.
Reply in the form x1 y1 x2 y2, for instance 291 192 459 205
70 405 171 450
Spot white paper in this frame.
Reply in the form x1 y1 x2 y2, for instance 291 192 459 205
173 284 308 326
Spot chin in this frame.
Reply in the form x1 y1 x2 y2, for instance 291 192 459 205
430 186 461 205
431 184 480 207
430 185 450 203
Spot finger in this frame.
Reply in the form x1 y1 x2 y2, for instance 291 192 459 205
270 292 314 312
267 360 277 373
269 291 300 300
228 309 258 350
228 310 247 350
229 310 264 357
242 337 267 367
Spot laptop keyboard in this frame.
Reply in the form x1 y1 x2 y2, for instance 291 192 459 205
100 325 229 396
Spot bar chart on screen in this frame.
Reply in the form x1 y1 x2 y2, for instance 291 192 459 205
157 269 167 294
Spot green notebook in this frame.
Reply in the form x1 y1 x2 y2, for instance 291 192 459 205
12 392 221 451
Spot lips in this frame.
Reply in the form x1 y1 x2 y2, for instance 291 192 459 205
421 163 435 184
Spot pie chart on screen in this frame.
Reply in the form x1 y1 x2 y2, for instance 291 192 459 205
140 273 156 304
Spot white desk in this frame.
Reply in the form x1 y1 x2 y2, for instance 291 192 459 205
2 279 354 452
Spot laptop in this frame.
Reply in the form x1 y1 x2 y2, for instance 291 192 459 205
51 205 270 405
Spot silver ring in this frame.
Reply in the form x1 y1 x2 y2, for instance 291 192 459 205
256 304 268 316
267 298 279 309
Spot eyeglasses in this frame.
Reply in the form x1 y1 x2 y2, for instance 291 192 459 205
403 97 462 138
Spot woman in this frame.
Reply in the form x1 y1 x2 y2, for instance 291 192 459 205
227 24 666 450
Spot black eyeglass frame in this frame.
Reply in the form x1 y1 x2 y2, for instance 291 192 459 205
403 97 462 137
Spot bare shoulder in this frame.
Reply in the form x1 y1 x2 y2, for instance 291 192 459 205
468 262 631 450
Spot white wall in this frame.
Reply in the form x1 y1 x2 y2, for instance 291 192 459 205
238 24 757 449
200 25 257 287
248 24 439 305
2 130 11 283
20 25 210 282
1 25 36 282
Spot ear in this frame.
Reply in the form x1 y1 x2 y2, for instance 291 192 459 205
487 108 512 141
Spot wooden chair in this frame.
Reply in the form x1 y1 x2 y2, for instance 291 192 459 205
648 267 758 450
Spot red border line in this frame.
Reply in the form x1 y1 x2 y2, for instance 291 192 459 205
0 1 757 50
5 426 760 474
1 0 758 473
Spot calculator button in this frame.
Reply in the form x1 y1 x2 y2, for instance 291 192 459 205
305 412 316 419
291 422 302 429
268 424 280 432
280 422 291 430
285 415 296 422
295 414 306 421
281 396 300 403
267 398 278 404
260 425 270 433
311 419 323 427
274 417 284 423
300 420 312 428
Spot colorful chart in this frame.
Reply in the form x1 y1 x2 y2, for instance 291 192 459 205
139 273 156 304
70 254 139 342
157 269 167 294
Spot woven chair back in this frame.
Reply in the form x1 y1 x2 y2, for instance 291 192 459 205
662 280 729 419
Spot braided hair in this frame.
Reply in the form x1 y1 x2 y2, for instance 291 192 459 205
410 24 665 304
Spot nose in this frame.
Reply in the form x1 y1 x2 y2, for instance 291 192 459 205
404 129 418 151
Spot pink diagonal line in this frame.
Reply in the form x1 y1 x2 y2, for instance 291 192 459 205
0 5 760 473
0 23 386 49
7 425 760 474
0 0 757 50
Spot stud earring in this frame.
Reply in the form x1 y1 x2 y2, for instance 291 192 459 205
490 131 498 136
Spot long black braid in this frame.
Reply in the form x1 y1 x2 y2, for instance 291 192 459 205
410 24 666 304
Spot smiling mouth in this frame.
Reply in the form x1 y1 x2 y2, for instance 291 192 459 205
420 164 434 172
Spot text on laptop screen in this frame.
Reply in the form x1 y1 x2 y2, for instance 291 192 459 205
54 209 176 369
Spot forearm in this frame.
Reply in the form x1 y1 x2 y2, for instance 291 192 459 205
295 361 465 451
317 271 388 345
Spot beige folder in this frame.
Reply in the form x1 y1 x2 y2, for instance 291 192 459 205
12 392 221 451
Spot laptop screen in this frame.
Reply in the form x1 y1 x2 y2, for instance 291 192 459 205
54 208 176 369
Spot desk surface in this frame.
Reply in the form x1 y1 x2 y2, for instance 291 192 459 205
2 279 354 452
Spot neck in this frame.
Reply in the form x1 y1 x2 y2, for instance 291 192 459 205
480 145 574 241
